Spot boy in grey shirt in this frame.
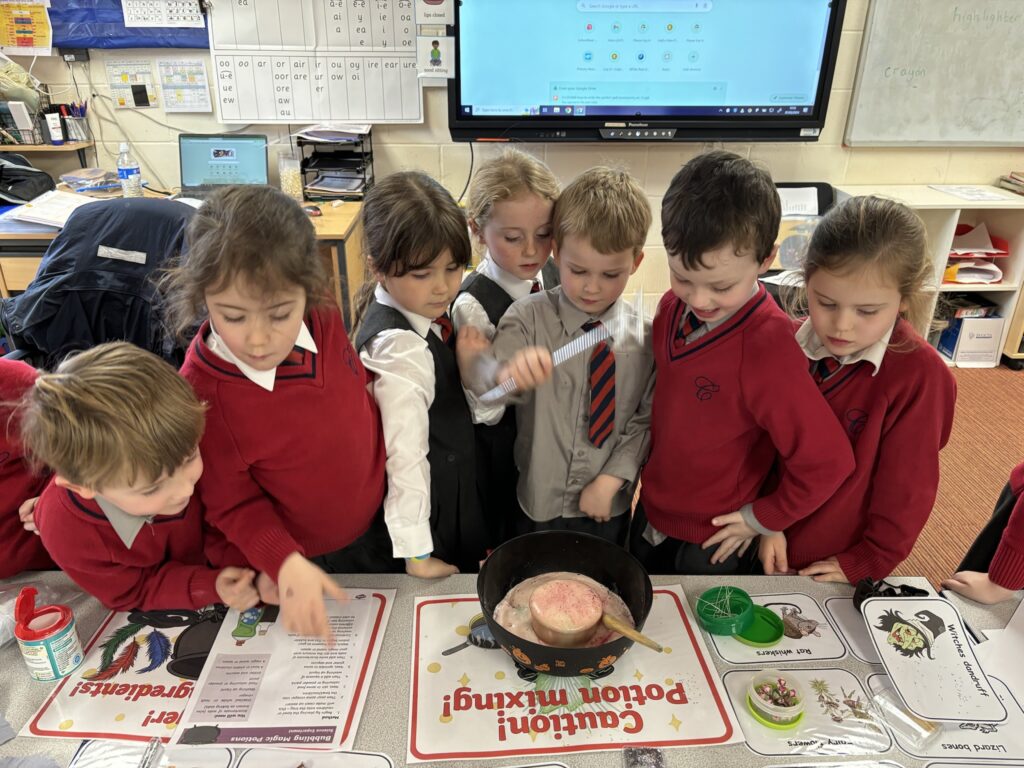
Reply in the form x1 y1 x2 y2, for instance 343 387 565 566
458 167 654 545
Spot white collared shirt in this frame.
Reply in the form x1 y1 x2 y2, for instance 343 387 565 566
96 496 151 548
206 320 319 392
795 317 893 376
451 253 547 338
358 284 449 559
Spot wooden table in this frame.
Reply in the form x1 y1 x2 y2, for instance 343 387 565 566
0 196 365 327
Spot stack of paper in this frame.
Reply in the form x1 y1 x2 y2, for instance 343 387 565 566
8 189 98 228
944 222 1008 285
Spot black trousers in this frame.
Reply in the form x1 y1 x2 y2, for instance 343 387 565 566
957 482 1018 573
628 501 758 576
311 508 404 574
513 508 629 547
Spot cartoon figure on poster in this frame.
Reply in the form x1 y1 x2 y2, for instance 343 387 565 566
872 608 946 659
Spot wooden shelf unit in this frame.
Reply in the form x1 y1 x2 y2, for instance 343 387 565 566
836 185 1024 367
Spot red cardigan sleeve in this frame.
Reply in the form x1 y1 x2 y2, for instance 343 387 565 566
835 355 957 583
742 324 855 531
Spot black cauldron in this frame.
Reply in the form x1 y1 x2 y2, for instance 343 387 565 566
477 531 653 677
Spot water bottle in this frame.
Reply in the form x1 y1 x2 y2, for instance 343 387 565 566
116 142 143 198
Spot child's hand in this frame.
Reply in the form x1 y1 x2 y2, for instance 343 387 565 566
405 556 459 579
256 571 280 605
456 325 491 378
798 556 848 583
18 496 40 535
579 474 622 522
942 570 1018 605
702 512 757 565
497 346 553 393
759 532 792 575
277 552 348 643
215 567 259 611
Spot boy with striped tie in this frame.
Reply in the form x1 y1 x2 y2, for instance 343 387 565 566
631 150 854 574
457 167 654 545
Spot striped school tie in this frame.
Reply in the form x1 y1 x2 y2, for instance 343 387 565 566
434 314 453 345
676 311 706 342
811 356 843 384
584 319 615 448
530 280 541 294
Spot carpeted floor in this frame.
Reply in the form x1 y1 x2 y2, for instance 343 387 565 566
895 365 1024 587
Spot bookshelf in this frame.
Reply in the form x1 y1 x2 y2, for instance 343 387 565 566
835 185 1024 368
1 141 93 167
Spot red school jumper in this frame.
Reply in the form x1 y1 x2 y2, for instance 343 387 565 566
34 482 219 611
0 359 54 578
180 306 387 579
990 460 1024 590
640 286 854 543
783 319 957 583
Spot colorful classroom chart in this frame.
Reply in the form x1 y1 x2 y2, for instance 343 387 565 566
407 585 741 763
0 1 51 57
862 597 1006 723
172 589 393 751
724 667 892 757
710 593 847 665
207 0 422 123
25 608 220 743
157 59 212 112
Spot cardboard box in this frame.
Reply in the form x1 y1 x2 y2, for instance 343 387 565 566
937 316 1004 367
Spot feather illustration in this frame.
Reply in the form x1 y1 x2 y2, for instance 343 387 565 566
84 638 139 680
95 622 144 670
136 630 172 673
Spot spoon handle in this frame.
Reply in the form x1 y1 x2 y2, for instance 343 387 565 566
602 613 663 653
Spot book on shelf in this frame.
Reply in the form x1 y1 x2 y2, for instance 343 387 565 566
999 176 1024 196
1010 170 1024 183
942 294 999 319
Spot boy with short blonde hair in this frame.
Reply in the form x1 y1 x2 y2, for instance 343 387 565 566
459 167 655 544
22 342 258 612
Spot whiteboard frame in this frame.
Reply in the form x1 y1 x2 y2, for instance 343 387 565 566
845 0 1024 147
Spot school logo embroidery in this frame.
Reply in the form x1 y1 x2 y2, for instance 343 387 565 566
694 376 719 401
845 408 868 436
0 450 9 466
342 344 361 377
873 609 947 660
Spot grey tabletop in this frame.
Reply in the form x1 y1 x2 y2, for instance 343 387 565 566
0 572 1011 768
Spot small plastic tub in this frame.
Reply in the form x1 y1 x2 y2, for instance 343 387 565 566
696 586 754 636
746 669 805 730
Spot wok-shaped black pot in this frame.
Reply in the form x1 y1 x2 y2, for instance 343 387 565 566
477 530 653 677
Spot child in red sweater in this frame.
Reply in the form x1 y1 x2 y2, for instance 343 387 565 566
0 359 54 578
762 196 957 582
21 343 258 611
942 459 1024 603
632 150 854 574
166 186 390 642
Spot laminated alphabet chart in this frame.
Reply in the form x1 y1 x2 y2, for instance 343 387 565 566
824 596 882 664
121 0 204 28
207 0 422 123
171 589 394 751
861 597 1006 723
868 674 1024 762
723 667 892 757
24 608 215 743
709 593 847 664
407 586 741 763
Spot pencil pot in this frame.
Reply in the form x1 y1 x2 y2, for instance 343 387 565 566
278 153 303 201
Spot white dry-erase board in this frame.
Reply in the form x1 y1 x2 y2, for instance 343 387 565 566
845 0 1024 146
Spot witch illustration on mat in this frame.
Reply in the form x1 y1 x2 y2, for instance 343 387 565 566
873 609 947 659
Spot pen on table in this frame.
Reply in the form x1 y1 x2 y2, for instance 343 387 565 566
74 183 123 192
137 736 164 768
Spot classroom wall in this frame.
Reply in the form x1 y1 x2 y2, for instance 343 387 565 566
13 0 1024 300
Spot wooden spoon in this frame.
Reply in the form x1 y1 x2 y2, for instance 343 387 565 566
528 578 663 653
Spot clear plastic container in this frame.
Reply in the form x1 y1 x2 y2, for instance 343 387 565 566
116 142 143 198
278 153 303 201
747 669 805 729
869 680 942 752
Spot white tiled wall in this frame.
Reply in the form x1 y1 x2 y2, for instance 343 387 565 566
13 0 1024 298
